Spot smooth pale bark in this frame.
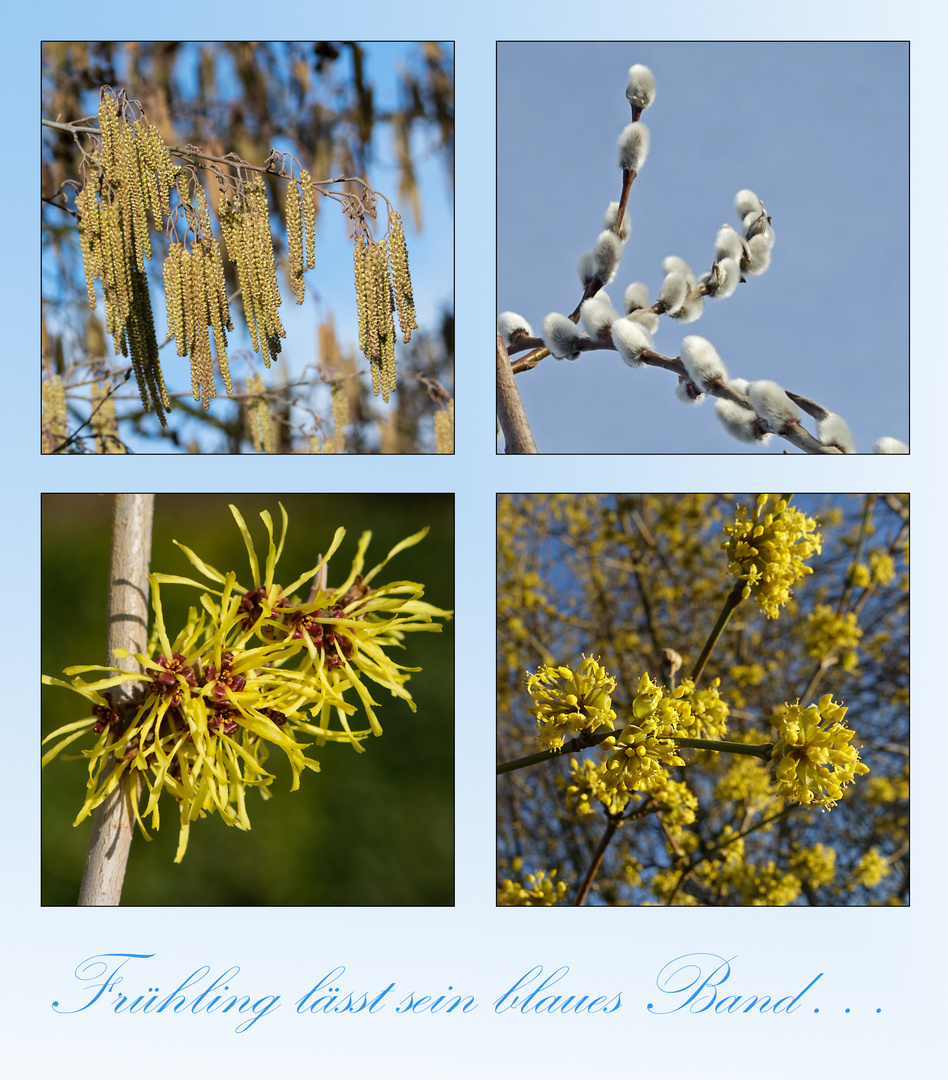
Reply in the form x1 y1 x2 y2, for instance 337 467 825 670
77 494 154 906
496 334 538 454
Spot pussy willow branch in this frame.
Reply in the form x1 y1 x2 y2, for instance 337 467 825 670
507 336 838 454
78 494 154 906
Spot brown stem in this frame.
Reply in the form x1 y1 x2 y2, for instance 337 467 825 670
497 334 538 453
78 494 154 906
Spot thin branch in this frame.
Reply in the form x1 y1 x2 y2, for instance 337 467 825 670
78 494 154 906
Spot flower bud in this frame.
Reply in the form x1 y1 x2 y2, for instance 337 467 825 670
603 201 632 241
715 398 771 443
714 224 747 263
617 122 650 172
735 189 762 218
743 233 773 276
497 311 533 347
680 335 728 391
625 64 656 111
748 379 800 432
611 317 653 367
658 271 689 315
594 231 624 284
706 257 741 299
581 295 621 338
873 436 909 454
661 255 695 286
624 281 650 312
818 413 857 454
542 313 585 360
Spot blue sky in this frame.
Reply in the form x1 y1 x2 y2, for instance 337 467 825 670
497 42 909 453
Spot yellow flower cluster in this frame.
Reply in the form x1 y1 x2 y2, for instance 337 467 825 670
722 495 822 618
42 505 451 861
603 672 686 794
525 655 616 750
675 677 729 740
559 757 632 817
771 694 869 809
854 847 891 888
803 604 862 671
497 869 568 906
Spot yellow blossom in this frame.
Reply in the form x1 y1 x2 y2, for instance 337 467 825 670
771 694 869 809
721 494 822 618
525 655 616 750
497 869 568 906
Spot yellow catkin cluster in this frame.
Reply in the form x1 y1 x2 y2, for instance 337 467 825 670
42 376 69 453
244 371 277 453
434 399 454 453
285 170 318 305
386 211 417 343
353 234 397 402
74 89 177 425
163 187 234 409
220 177 286 367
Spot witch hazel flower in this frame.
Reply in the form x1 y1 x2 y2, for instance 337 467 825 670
42 503 451 861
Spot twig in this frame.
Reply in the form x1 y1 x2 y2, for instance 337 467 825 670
77 494 154 906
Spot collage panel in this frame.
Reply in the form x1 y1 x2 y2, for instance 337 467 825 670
496 41 908 454
41 41 454 455
497 493 908 906
41 492 454 906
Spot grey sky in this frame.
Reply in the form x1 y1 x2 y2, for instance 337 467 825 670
497 42 909 453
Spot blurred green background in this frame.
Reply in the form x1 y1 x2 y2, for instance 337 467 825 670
41 493 454 906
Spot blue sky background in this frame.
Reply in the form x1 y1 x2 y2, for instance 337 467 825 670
3 1 943 1074
497 42 909 453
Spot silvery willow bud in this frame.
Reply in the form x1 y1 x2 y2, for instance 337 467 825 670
818 413 857 454
577 250 598 288
735 189 763 219
497 311 533 348
715 398 772 444
714 224 747 263
603 201 632 241
624 281 651 312
625 64 657 111
743 234 773 276
661 255 695 286
707 257 741 298
748 379 800 431
542 313 585 360
629 308 659 334
874 436 909 454
611 317 653 367
658 271 689 315
594 231 624 284
617 122 650 172
672 295 704 323
581 295 621 338
680 335 728 391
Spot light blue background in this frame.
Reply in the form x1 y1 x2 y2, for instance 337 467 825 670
6 2 944 1075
